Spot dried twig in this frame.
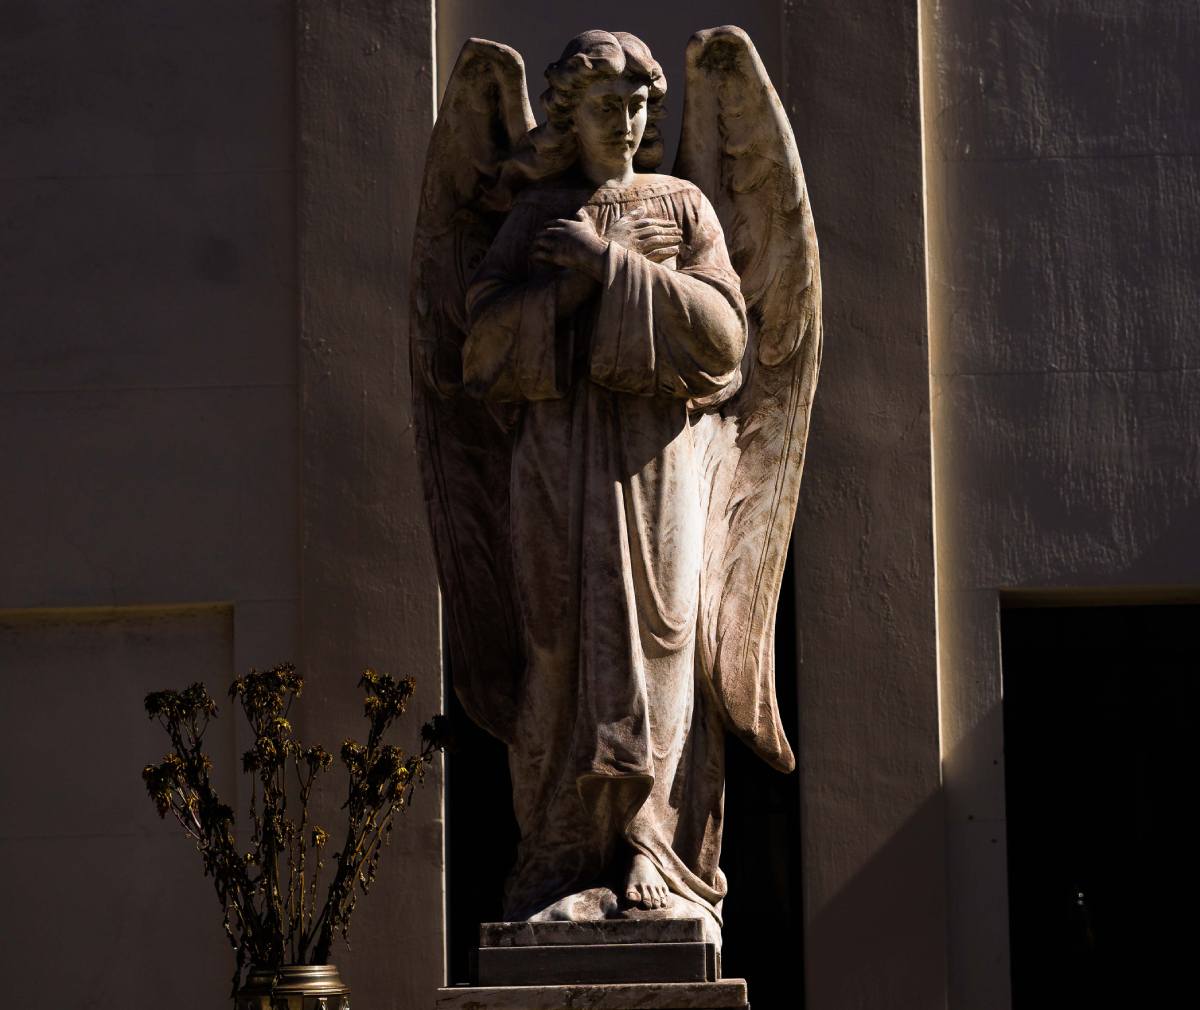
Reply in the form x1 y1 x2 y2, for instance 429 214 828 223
142 666 450 994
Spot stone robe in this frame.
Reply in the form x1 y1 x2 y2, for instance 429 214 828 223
463 174 747 928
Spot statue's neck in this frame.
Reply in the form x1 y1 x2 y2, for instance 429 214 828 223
577 153 635 190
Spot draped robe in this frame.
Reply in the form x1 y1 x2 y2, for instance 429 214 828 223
462 174 747 929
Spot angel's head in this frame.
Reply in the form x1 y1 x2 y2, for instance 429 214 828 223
530 30 667 181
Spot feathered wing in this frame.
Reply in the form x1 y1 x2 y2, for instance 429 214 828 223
675 26 823 772
410 40 535 743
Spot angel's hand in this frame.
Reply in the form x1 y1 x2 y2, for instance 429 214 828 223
531 211 608 278
605 208 683 265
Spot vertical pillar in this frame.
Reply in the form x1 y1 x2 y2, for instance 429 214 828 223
296 3 444 1007
784 2 948 1007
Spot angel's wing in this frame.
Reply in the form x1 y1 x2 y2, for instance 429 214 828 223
675 26 823 773
410 40 535 743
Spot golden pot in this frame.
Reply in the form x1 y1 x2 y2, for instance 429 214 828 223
237 964 350 1010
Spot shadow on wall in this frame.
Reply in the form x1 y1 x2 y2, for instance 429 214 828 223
804 788 948 1009
0 605 236 1010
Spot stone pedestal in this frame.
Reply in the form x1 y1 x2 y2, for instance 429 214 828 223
436 920 747 1010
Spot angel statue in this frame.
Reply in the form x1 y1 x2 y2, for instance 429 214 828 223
411 26 821 946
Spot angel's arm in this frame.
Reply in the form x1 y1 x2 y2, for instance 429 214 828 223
589 189 747 399
462 206 594 402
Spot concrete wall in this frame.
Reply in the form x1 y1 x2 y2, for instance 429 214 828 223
296 3 446 1009
784 3 946 1007
0 2 297 1006
0 605 239 1008
924 1 1200 1007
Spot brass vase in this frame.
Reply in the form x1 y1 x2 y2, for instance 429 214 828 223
237 964 351 1010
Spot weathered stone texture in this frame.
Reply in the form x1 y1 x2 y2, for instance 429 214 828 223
413 24 819 955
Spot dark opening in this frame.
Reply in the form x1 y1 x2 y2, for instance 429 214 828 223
445 552 805 998
1001 602 1196 1008
444 663 519 985
720 547 805 1002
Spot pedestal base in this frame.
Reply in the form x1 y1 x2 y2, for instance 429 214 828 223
437 920 747 1010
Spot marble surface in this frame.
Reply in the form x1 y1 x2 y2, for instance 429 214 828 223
413 26 820 938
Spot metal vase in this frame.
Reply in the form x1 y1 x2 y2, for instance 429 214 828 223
237 964 351 1010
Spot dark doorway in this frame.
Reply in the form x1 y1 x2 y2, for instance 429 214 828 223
445 554 805 1000
1001 602 1196 1008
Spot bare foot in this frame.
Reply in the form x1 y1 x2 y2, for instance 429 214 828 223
624 853 671 910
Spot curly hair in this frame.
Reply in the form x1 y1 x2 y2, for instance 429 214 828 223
521 30 667 179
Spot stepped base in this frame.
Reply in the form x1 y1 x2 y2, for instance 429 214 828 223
439 920 745 1010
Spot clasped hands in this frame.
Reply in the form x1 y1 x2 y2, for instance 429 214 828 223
531 208 683 279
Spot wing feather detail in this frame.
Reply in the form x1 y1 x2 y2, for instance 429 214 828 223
676 26 823 772
410 39 534 742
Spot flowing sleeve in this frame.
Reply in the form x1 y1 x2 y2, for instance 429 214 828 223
589 186 747 399
463 204 572 402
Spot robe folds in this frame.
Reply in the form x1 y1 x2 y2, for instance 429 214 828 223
463 174 747 927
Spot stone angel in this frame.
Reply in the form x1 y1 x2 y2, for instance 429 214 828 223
410 26 822 946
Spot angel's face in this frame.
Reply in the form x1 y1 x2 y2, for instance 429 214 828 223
573 75 649 182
